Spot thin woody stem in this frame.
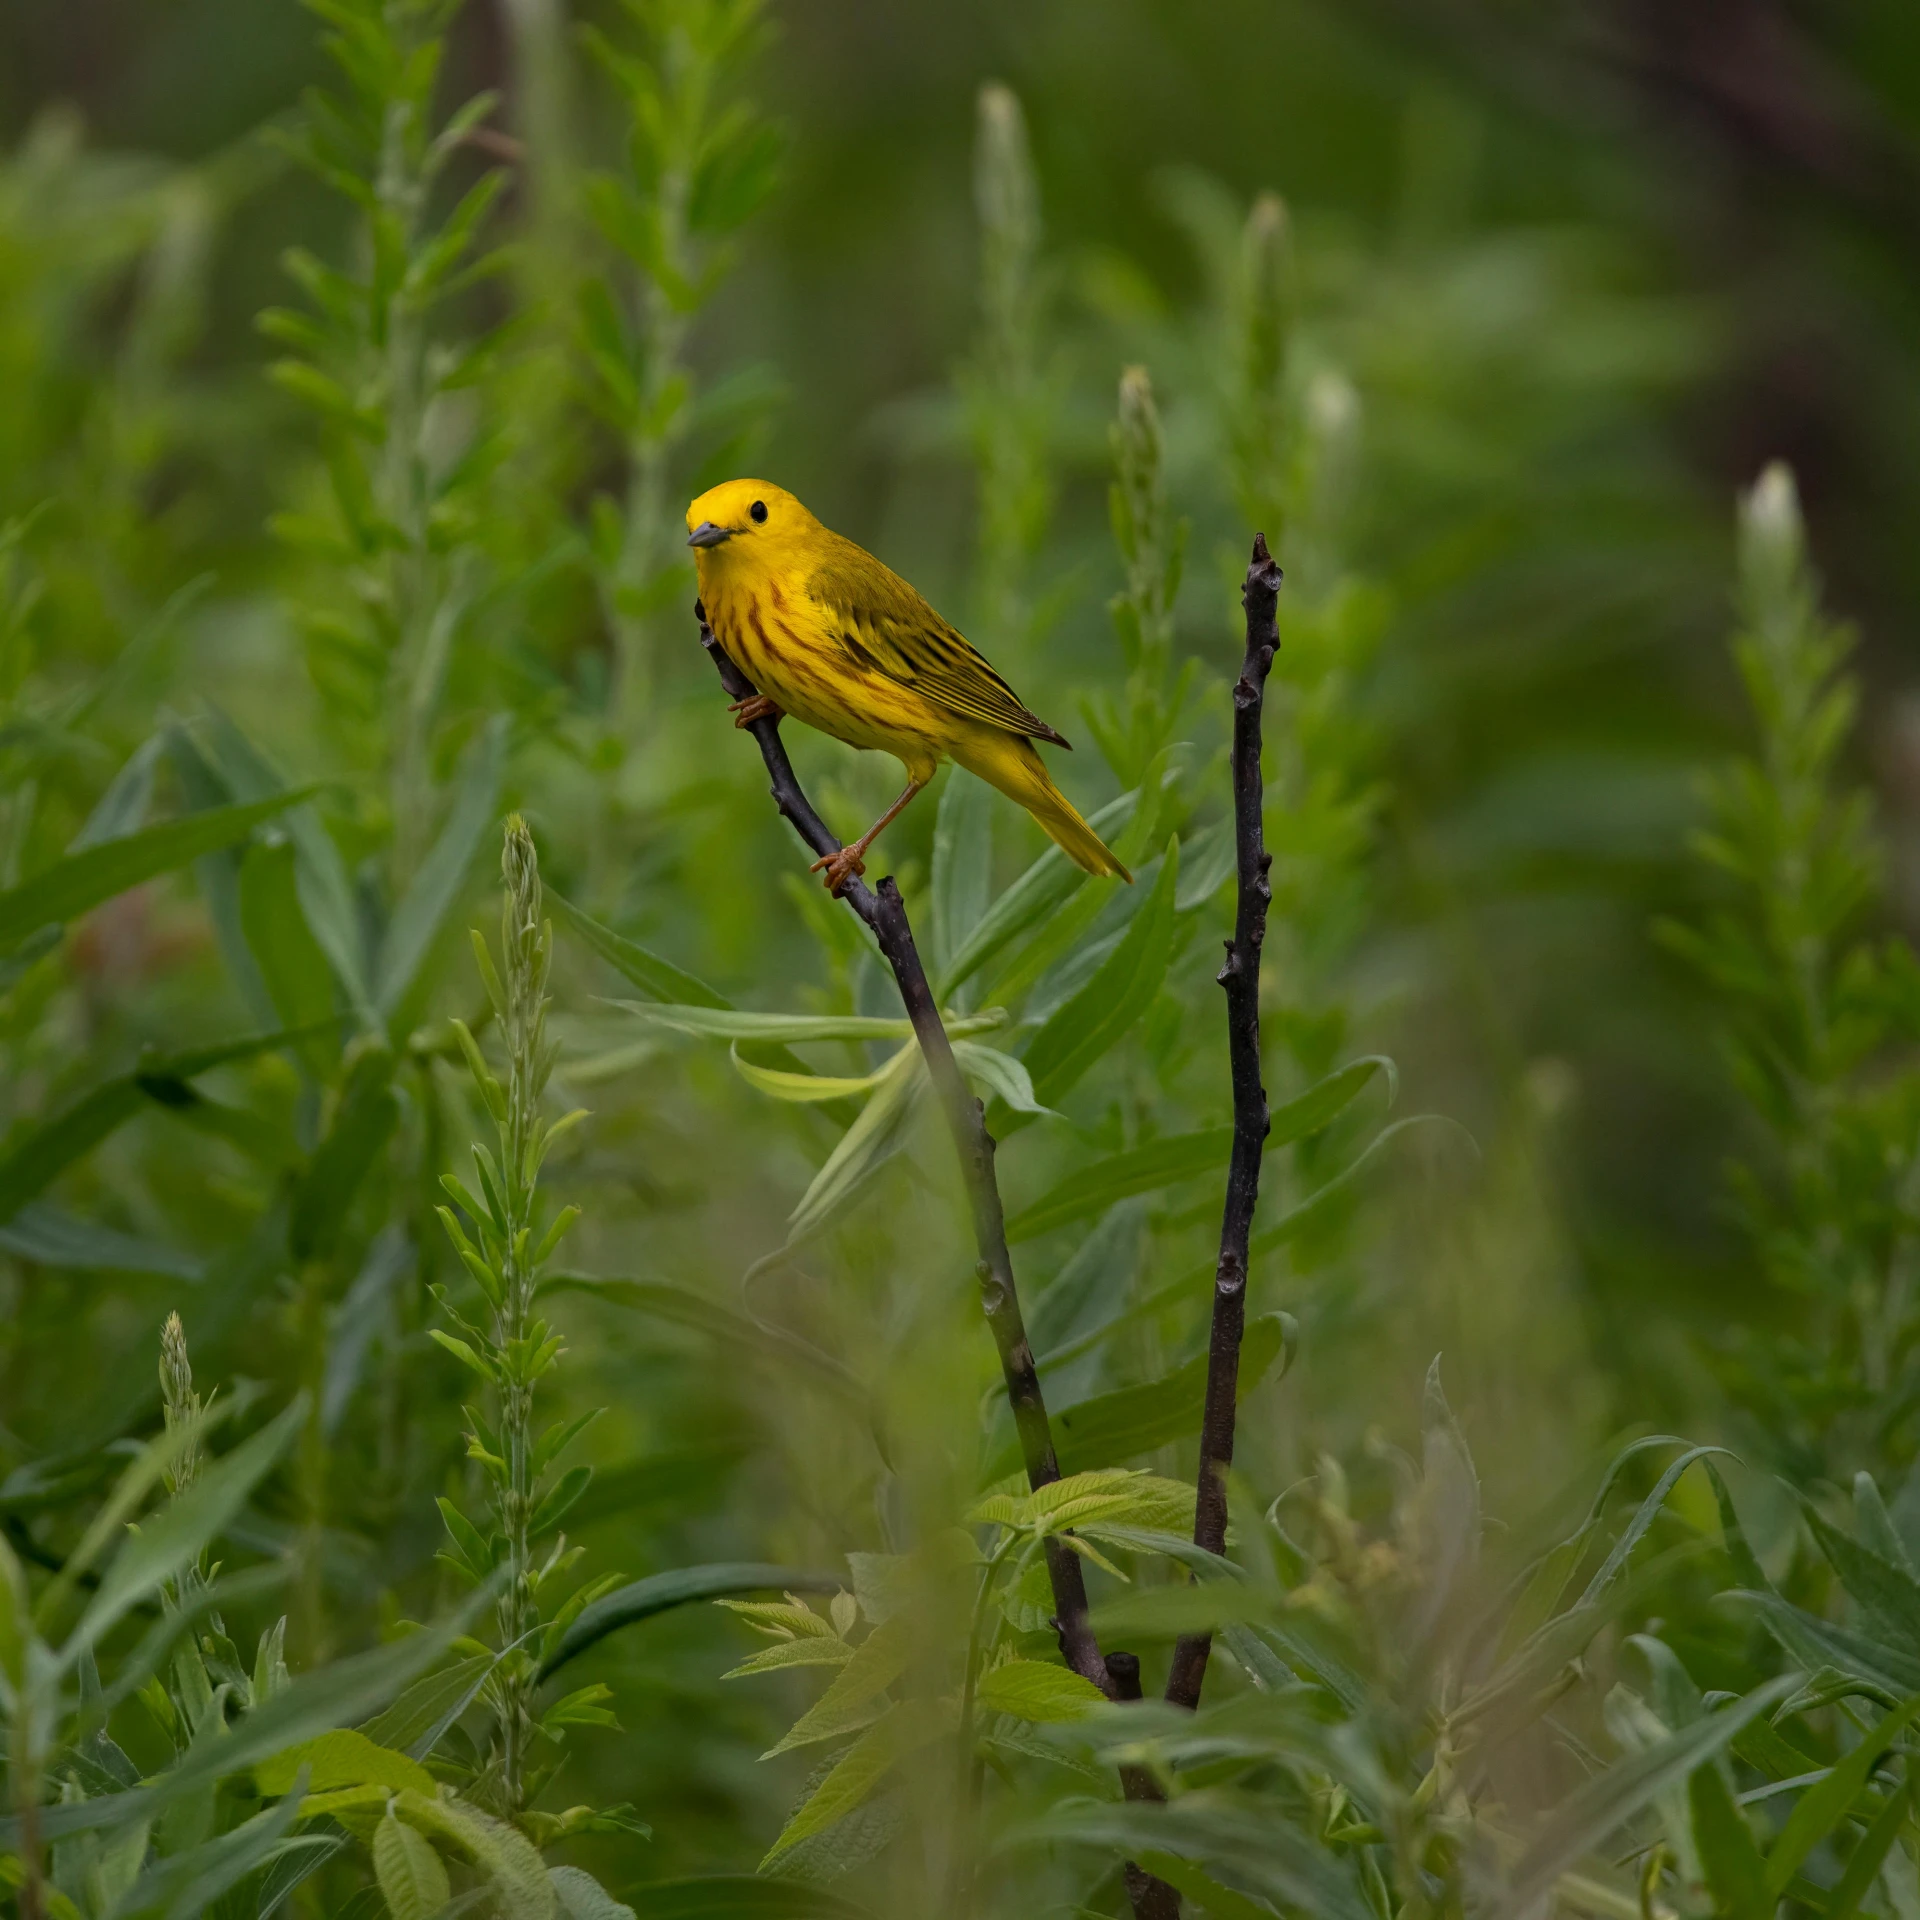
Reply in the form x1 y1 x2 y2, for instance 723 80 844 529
1163 534 1282 1714
694 601 1112 1690
699 599 1183 1920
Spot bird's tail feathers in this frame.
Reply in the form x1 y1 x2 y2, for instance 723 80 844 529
954 735 1133 882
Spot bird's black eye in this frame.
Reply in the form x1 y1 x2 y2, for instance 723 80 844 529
750 499 768 524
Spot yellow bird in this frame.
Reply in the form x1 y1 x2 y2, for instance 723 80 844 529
687 479 1132 895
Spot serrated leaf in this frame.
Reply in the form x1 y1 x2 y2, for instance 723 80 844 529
976 1660 1106 1723
764 1614 913 1756
760 1700 952 1870
373 1808 451 1920
255 1727 436 1798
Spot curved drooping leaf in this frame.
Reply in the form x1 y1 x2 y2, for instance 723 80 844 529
0 786 320 955
760 1699 953 1871
937 788 1139 1000
1496 1675 1801 1919
1022 837 1179 1109
1006 1055 1394 1242
986 1312 1296 1481
550 888 732 1008
540 1563 841 1679
0 1022 332 1227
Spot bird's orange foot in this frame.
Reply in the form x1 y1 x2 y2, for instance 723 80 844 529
809 846 868 896
728 694 784 729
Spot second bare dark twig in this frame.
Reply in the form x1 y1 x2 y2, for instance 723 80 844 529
1164 534 1282 1714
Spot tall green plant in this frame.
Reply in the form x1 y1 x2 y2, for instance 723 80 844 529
432 815 622 1823
1662 462 1920 1476
263 0 511 880
579 0 783 721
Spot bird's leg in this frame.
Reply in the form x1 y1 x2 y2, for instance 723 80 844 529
728 693 784 728
810 776 927 895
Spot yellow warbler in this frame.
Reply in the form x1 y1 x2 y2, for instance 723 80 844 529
686 479 1131 894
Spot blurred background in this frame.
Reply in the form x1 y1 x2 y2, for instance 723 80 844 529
4 0 1920 1895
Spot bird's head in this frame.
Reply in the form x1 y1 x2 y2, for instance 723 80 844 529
685 481 820 578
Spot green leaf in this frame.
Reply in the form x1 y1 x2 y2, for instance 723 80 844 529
1022 835 1179 1107
730 1042 905 1103
931 767 994 981
618 1003 1004 1045
1497 1675 1801 1919
239 838 340 1078
550 1865 637 1920
72 733 164 847
785 1047 925 1244
63 1398 306 1669
393 1789 555 1919
374 1809 451 1920
551 888 732 1008
0 787 320 955
530 1463 593 1537
1802 1500 1920 1655
375 715 507 1023
256 1727 437 1798
0 1025 326 1226
1006 1056 1392 1242
937 789 1138 1000
621 1878 878 1919
764 1614 913 1756
358 1651 498 1760
15 1580 500 1847
0 1201 201 1278
541 1276 865 1403
976 1660 1106 1723
987 1313 1295 1480
540 1563 839 1680
1689 1763 1769 1920
761 1700 952 1870
1825 1759 1913 1920
951 1041 1051 1116
1009 1128 1232 1244
108 1789 321 1920
1765 1690 1920 1895
289 1043 399 1261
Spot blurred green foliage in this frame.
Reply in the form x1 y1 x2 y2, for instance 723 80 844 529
5 0 1920 1913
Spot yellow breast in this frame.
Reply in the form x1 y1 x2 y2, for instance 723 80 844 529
701 570 948 777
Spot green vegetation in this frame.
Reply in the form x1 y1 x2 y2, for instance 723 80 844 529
6 1 1920 1915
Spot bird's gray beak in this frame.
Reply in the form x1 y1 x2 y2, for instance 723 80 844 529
686 521 733 548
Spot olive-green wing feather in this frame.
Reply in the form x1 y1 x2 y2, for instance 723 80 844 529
807 536 1070 747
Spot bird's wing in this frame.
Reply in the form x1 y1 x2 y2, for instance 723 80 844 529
807 539 1071 747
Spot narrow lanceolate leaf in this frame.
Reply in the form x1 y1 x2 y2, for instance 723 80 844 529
1801 1501 1920 1655
977 1660 1106 1723
785 1048 926 1245
985 1313 1295 1481
616 1003 1005 1045
1764 1691 1920 1895
0 787 320 954
540 1563 840 1679
1022 836 1179 1107
931 762 995 979
239 838 339 1077
1498 1676 1801 1919
761 1700 954 1869
0 1202 201 1278
1006 1055 1393 1242
0 1024 330 1226
731 1042 907 1102
375 715 508 1021
550 889 732 1009
951 1041 1051 1115
63 1398 306 1668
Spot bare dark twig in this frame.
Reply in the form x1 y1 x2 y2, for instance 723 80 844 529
1163 534 1282 1714
697 602 1109 1692
699 598 1184 1919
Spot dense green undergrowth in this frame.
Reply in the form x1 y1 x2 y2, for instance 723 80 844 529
5 0 1920 1916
